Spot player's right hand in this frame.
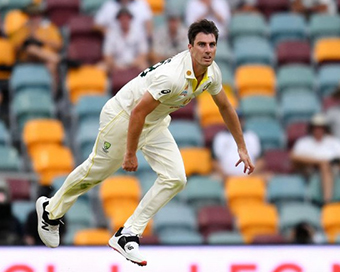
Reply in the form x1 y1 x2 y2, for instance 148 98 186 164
122 153 138 172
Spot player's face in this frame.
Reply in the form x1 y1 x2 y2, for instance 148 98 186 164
188 32 217 68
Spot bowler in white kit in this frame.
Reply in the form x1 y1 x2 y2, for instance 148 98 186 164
36 19 254 266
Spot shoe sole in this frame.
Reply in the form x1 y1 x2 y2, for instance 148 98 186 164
36 197 58 248
108 243 147 266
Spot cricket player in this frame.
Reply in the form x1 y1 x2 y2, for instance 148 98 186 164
36 19 254 266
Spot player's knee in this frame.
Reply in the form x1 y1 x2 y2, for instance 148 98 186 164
173 175 187 191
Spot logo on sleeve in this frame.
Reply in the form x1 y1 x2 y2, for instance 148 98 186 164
160 89 171 95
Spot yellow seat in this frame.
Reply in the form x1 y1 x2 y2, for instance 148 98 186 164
32 145 74 185
73 228 112 245
235 65 276 98
0 38 16 80
3 10 29 37
314 38 340 64
236 203 278 243
145 0 165 14
23 119 64 158
196 87 237 127
225 176 266 215
66 65 108 104
322 202 340 243
180 147 212 177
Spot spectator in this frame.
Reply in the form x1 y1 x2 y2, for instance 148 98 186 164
24 185 67 245
151 8 188 64
290 0 337 16
325 86 340 139
229 0 259 13
185 0 231 39
291 113 340 203
6 6 64 95
102 7 149 94
94 0 153 42
212 112 264 179
0 180 23 245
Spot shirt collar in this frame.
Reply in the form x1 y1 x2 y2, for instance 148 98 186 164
183 50 214 80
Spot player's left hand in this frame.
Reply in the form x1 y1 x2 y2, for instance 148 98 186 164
235 148 255 175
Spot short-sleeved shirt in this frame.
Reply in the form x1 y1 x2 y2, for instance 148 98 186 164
111 50 223 125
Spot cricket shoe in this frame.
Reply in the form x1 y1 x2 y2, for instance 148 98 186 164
36 196 62 248
108 227 147 266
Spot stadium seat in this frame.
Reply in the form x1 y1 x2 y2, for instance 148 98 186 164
276 64 315 94
314 38 340 65
280 91 321 126
202 123 226 149
256 0 289 18
0 120 10 146
67 15 103 42
225 176 267 215
264 149 293 174
244 117 285 150
269 13 307 45
198 205 234 238
276 40 311 66
10 89 55 135
308 174 340 205
233 37 274 67
251 234 287 244
235 65 276 98
322 203 340 243
31 145 74 185
23 119 65 158
10 64 53 94
81 0 107 14
215 39 233 68
207 231 244 244
184 175 225 211
0 0 31 18
229 13 268 41
12 200 35 224
170 100 196 120
286 121 308 149
309 14 340 43
267 174 306 208
158 229 204 245
240 95 278 120
168 120 204 148
279 202 321 235
180 147 212 177
46 0 80 27
0 145 21 172
6 178 31 201
3 9 29 40
73 228 111 245
67 39 103 65
165 0 189 17
0 38 15 80
111 67 141 96
236 203 279 243
75 120 98 162
65 65 108 104
317 64 340 98
153 202 197 235
136 170 157 196
145 0 165 14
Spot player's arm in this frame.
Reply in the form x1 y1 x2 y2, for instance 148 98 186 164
123 91 160 172
212 89 255 174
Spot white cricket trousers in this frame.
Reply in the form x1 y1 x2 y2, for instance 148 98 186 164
46 97 187 235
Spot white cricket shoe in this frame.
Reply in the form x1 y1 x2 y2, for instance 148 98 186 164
36 196 60 248
108 227 147 266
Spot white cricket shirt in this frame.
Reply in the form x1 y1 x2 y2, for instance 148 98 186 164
112 50 223 125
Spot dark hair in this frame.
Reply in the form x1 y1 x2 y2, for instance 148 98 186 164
188 19 219 45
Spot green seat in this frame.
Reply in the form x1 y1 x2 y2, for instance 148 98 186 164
158 229 204 245
269 13 307 45
0 145 21 171
309 14 340 43
317 64 340 98
229 13 268 41
207 231 244 244
11 89 55 134
215 39 233 67
0 120 10 146
12 200 35 224
165 0 189 17
10 64 53 94
240 95 278 120
218 62 234 86
280 90 321 126
245 117 285 151
183 175 225 211
277 65 315 94
0 0 32 17
169 120 204 148
81 0 108 15
267 174 306 208
76 120 98 162
308 174 340 205
279 202 321 234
